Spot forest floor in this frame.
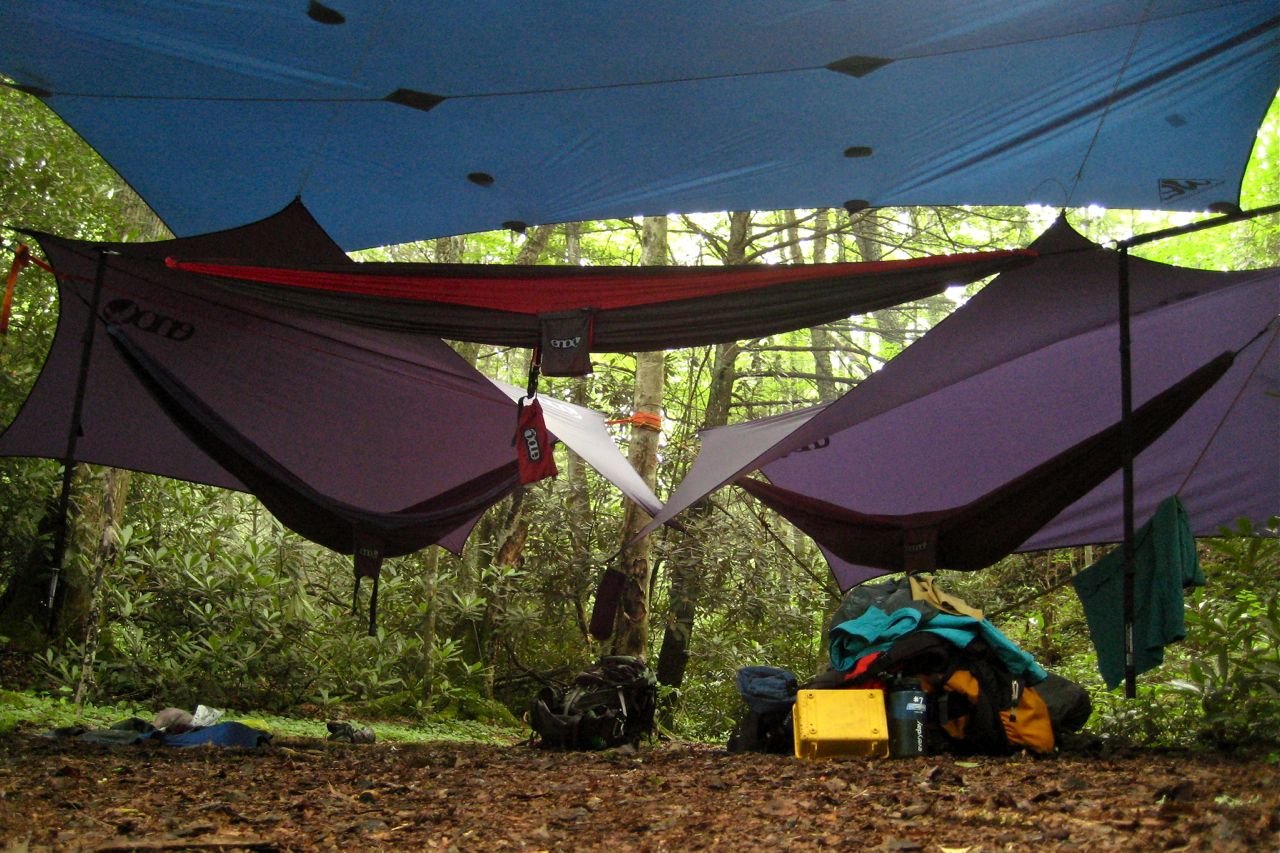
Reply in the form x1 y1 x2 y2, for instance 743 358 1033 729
1 727 1278 852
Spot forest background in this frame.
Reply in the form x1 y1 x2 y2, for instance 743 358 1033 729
1 84 1277 751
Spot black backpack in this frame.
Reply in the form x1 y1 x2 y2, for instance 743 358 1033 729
727 707 794 754
529 656 658 750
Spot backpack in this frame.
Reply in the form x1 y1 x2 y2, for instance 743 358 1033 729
851 632 1058 756
529 656 658 750
920 656 1055 755
727 707 795 754
727 666 798 755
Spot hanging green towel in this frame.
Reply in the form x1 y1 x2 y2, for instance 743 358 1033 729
1072 496 1204 689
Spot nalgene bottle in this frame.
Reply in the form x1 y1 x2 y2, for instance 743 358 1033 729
888 678 927 757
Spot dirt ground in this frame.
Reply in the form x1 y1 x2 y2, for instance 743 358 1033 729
1 731 1278 852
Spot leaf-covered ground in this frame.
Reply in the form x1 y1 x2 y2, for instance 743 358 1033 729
1 732 1277 852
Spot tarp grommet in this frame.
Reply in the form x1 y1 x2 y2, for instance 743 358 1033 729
307 1 345 25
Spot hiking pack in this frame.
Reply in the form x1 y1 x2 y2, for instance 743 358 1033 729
529 656 658 750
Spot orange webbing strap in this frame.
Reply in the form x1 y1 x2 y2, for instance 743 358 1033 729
606 411 662 432
1 244 55 335
2 243 32 335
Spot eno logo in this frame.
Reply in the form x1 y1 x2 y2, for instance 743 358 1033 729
101 298 195 341
549 336 582 349
356 546 381 559
522 427 543 461
1158 177 1222 203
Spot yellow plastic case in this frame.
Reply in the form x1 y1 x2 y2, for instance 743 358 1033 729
792 688 890 759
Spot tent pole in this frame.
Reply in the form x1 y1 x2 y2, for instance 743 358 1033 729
1119 202 1280 249
1110 202 1279 699
46 248 109 633
1118 245 1137 699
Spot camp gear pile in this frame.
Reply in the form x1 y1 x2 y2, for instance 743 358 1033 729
731 576 1091 758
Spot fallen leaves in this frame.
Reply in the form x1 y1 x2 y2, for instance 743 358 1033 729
0 734 1276 851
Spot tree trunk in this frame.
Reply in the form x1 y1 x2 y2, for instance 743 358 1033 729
419 547 441 708
516 225 555 265
451 225 557 688
564 384 595 641
73 466 132 704
435 235 483 366
702 341 740 429
854 218 911 361
0 491 65 650
808 209 840 403
0 464 111 649
611 216 667 659
653 340 735 695
561 222 596 642
653 212 750 698
475 224 557 685
480 488 528 699
436 235 465 263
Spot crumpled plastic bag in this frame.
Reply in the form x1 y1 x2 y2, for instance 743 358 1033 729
191 704 224 728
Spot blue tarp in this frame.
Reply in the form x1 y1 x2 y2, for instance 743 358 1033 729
50 721 272 749
158 722 273 749
2 2 1276 248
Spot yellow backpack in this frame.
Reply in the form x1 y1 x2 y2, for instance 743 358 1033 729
855 631 1059 756
922 667 1055 755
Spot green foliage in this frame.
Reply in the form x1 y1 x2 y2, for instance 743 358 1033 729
1166 518 1280 749
24 474 604 723
1085 683 1203 747
0 688 150 735
0 688 520 743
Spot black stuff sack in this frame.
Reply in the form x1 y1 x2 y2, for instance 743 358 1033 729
727 707 794 755
727 666 797 754
530 656 658 750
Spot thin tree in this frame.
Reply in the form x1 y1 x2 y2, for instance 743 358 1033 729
654 211 751 699
611 216 667 658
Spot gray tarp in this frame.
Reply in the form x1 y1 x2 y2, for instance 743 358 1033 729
643 217 1279 589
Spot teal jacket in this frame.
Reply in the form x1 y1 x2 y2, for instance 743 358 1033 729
829 604 1048 683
